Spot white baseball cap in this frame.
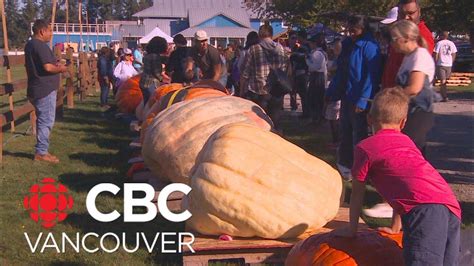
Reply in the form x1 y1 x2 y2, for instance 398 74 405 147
194 30 208 41
124 48 133 55
380 7 398 24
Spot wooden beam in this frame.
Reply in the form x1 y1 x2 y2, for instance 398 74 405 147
1 0 15 132
0 55 26 66
0 79 28 95
50 0 57 48
0 102 35 127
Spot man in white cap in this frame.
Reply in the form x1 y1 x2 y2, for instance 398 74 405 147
185 30 222 81
380 6 398 24
381 0 434 89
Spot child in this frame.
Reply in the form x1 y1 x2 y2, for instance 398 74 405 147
333 87 461 266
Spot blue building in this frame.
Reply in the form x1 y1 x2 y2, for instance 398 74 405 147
132 0 286 47
50 22 120 52
51 0 286 50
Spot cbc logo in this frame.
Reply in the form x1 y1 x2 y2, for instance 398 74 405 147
23 178 74 228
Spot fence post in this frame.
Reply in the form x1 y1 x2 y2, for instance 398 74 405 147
29 111 37 136
54 46 64 119
66 47 74 108
78 52 86 101
1 0 14 132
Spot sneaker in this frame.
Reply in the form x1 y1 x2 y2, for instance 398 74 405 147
34 153 60 164
362 203 393 218
336 163 353 181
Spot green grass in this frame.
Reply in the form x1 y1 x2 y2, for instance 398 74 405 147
0 65 27 83
0 96 183 265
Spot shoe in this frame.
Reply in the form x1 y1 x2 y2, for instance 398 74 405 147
336 163 353 181
441 98 449 102
362 203 393 218
34 153 60 163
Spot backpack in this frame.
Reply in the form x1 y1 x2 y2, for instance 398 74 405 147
260 44 292 98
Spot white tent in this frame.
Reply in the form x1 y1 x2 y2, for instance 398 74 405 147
139 27 174 44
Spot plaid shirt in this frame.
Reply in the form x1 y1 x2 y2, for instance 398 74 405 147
241 40 289 95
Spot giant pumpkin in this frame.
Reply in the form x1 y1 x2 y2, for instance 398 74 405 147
115 74 143 114
142 96 273 184
285 230 404 266
183 123 342 239
140 87 228 143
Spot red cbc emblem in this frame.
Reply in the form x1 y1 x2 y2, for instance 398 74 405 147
23 178 74 229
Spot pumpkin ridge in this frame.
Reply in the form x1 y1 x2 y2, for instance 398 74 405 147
192 163 316 238
192 166 300 238
204 125 341 212
213 124 341 190
191 177 268 237
195 124 341 228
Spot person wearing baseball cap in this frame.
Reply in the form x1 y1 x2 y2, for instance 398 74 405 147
380 6 398 25
185 30 222 82
113 47 138 89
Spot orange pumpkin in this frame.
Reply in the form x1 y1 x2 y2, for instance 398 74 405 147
285 230 403 266
115 75 143 114
136 83 184 121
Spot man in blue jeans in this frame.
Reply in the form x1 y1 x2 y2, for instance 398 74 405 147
25 19 68 163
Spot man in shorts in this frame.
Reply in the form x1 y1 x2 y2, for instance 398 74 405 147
434 31 457 102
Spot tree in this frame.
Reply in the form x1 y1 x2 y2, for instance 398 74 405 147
245 0 473 34
422 0 474 34
2 0 23 48
17 0 39 43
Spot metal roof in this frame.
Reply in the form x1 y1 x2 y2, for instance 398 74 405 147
143 19 174 36
188 8 251 28
119 24 146 37
178 26 253 38
133 0 249 18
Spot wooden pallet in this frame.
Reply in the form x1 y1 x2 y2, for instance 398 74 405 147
182 207 367 265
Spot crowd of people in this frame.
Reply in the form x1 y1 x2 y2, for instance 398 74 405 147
24 0 462 264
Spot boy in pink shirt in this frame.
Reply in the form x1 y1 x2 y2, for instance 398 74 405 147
334 87 461 265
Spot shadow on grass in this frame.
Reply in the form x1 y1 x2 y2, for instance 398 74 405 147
460 202 474 226
2 150 33 160
69 151 131 169
64 212 183 264
58 172 125 193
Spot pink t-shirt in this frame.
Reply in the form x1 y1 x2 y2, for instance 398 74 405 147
352 129 461 219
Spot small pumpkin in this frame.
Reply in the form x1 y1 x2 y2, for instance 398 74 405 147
142 96 273 184
285 230 404 266
115 74 143 114
183 123 342 239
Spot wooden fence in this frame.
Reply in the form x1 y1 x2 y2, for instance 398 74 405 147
0 49 98 162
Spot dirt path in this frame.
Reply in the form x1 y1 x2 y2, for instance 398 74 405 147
427 91 474 185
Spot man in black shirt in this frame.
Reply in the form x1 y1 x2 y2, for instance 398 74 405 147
289 30 311 118
185 30 222 82
24 19 68 163
166 34 192 84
